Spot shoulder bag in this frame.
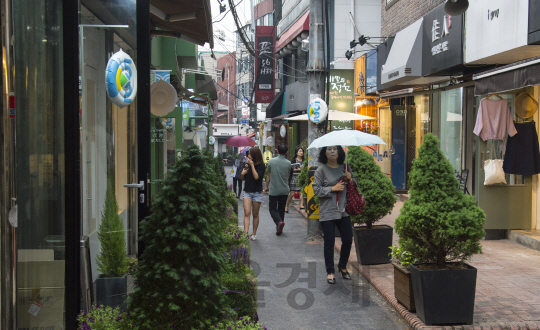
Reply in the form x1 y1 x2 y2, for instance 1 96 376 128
336 164 365 215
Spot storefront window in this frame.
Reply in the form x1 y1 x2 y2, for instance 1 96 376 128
378 104 392 178
439 88 463 172
414 94 430 158
13 1 66 328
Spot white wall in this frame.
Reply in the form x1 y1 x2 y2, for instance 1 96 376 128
333 0 381 69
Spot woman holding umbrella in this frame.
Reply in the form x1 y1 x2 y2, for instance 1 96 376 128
313 146 357 284
240 146 265 240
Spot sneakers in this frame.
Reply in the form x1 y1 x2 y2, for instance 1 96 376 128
251 235 257 241
276 222 285 236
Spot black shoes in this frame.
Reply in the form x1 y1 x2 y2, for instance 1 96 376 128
338 268 351 280
327 274 336 284
276 222 284 235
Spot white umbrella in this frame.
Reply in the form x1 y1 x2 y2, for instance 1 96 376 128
307 130 386 149
286 110 376 121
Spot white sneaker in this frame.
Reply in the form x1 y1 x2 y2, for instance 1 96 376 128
251 235 257 241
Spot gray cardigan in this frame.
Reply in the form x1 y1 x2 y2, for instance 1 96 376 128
313 164 358 222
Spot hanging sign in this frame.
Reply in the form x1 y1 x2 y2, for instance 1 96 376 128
255 26 275 103
105 49 138 108
307 98 328 123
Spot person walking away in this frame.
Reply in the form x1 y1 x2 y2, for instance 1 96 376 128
285 146 305 213
240 147 265 240
313 146 358 284
233 151 248 198
264 144 291 235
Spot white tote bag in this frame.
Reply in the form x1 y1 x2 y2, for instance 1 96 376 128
484 142 506 185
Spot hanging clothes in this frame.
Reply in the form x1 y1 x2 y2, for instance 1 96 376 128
473 98 517 141
502 121 540 175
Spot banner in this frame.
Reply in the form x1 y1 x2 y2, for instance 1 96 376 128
329 69 354 130
255 26 275 104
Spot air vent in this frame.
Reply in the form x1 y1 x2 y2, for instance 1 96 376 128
404 68 412 74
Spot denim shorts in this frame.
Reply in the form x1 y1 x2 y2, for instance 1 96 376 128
243 191 263 203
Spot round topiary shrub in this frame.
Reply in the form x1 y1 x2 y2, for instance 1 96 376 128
394 133 485 267
347 146 396 229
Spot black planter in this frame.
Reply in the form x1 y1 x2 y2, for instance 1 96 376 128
410 263 477 325
95 275 128 309
352 225 393 265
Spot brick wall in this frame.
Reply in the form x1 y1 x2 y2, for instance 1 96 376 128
381 0 444 37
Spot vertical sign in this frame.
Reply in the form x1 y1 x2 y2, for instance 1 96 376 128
255 26 275 104
8 93 15 118
328 69 354 130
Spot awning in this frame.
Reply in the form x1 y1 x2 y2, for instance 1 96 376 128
381 18 423 85
275 11 309 53
265 90 285 118
473 56 540 95
150 0 214 48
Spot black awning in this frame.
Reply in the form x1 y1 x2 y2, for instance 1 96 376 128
266 90 285 118
474 56 540 95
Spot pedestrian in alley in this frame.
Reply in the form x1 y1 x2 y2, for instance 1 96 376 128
285 145 305 213
241 146 265 240
232 151 248 198
264 143 291 236
313 146 357 284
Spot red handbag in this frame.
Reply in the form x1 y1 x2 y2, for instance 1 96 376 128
336 164 366 216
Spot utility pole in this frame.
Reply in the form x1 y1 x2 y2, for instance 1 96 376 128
306 0 325 238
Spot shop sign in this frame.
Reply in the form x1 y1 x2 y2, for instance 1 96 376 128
422 2 463 75
329 69 354 130
255 26 275 104
365 50 377 94
465 0 529 64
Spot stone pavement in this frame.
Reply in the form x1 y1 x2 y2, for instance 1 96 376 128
292 201 540 330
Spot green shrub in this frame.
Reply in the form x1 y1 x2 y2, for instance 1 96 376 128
128 146 229 329
96 181 127 277
77 305 134 330
347 146 396 229
389 245 418 269
220 269 257 319
394 134 485 267
213 316 267 330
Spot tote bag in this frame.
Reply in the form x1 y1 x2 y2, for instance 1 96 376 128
484 141 506 185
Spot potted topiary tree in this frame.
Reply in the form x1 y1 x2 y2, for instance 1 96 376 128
128 145 230 329
395 133 485 326
347 146 396 265
95 180 128 309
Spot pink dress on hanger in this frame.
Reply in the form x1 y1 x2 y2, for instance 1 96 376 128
473 98 517 141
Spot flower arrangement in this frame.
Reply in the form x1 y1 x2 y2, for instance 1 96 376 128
77 305 134 330
213 316 267 330
224 225 250 246
224 245 250 269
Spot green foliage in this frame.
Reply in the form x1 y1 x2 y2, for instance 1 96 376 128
389 245 418 269
394 134 485 267
77 305 134 330
213 316 267 330
347 146 396 229
125 256 138 276
96 181 128 278
220 266 257 319
297 158 309 197
128 146 230 330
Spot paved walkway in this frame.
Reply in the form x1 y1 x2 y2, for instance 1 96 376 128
291 201 540 330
